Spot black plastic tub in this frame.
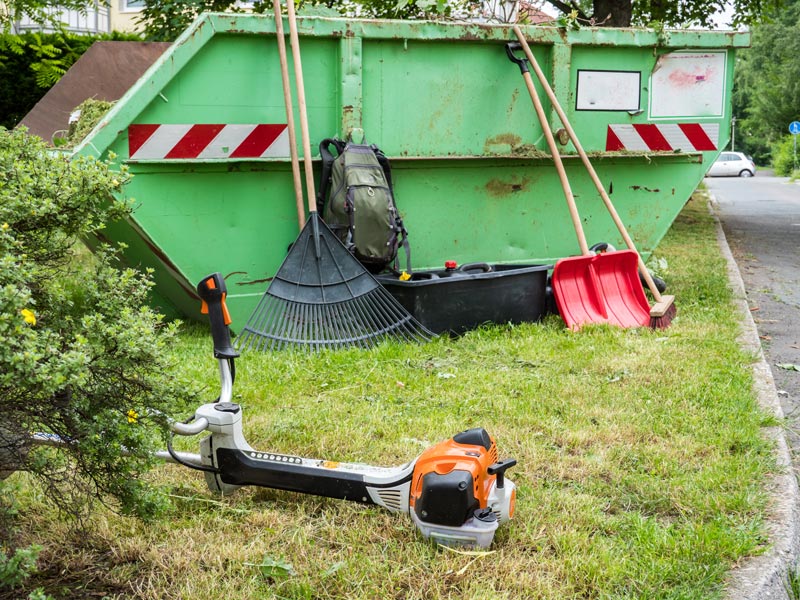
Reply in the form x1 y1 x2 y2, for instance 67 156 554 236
377 262 553 335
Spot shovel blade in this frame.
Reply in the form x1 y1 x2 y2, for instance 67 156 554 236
552 255 608 328
553 249 650 330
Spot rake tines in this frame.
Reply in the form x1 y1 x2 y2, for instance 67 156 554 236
236 214 432 352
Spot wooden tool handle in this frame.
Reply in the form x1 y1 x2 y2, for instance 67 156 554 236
511 41 590 256
273 0 305 230
512 26 664 301
285 0 317 215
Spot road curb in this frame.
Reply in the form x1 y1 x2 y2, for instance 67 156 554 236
710 196 800 599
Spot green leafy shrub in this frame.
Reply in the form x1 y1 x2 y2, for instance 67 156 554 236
0 127 190 520
771 135 799 176
0 543 53 600
0 543 53 599
0 544 40 589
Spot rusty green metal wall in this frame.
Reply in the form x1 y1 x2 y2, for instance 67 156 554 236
75 14 747 326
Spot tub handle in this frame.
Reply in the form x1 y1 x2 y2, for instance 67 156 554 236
458 262 493 273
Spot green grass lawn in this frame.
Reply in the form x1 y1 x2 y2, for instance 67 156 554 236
10 191 777 599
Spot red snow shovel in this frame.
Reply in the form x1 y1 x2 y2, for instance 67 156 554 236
505 42 650 330
553 250 650 329
511 26 676 329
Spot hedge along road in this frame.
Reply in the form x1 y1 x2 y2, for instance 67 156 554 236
708 172 800 454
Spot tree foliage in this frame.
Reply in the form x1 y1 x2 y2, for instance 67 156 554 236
137 0 788 40
542 0 785 27
0 128 191 520
0 0 88 33
770 134 799 175
138 0 453 41
732 0 800 164
138 0 253 42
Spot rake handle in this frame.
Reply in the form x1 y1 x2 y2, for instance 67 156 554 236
506 42 590 257
511 26 664 302
272 0 305 230
285 0 317 215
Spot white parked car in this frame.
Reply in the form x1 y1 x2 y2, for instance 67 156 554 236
706 151 756 178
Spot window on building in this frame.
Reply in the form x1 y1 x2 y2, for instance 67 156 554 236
122 0 145 11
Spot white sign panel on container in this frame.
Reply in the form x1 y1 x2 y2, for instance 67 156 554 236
649 51 727 119
576 70 641 111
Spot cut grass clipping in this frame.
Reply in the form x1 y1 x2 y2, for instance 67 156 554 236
10 192 776 599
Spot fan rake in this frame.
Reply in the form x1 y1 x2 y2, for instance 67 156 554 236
236 0 431 351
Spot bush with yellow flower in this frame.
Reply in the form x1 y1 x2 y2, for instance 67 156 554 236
0 127 192 523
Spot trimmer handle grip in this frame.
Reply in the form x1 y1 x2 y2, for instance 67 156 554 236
488 458 517 489
197 273 239 359
505 42 529 74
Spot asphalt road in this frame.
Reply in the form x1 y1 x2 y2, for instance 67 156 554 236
707 172 800 452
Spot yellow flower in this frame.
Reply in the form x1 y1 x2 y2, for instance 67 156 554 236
399 271 411 281
21 308 36 325
1 223 8 231
127 409 139 424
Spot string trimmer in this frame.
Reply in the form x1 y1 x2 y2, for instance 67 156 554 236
30 273 511 547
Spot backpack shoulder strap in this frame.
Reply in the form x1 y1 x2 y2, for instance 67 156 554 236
396 225 412 275
369 143 412 274
370 143 394 191
317 138 345 212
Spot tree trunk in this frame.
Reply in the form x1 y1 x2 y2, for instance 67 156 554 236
592 0 633 26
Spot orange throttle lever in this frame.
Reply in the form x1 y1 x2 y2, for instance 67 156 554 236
197 273 239 359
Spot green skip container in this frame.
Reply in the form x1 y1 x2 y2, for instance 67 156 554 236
73 13 748 327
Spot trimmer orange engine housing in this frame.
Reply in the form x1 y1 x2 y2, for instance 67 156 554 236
410 428 515 527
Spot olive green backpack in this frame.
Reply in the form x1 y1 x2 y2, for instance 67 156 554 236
317 135 411 274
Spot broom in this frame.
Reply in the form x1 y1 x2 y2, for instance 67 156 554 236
511 27 677 329
235 1 432 351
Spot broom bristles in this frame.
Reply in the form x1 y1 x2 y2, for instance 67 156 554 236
649 294 676 329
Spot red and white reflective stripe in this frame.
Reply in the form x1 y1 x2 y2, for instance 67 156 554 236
606 123 719 152
128 124 289 159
